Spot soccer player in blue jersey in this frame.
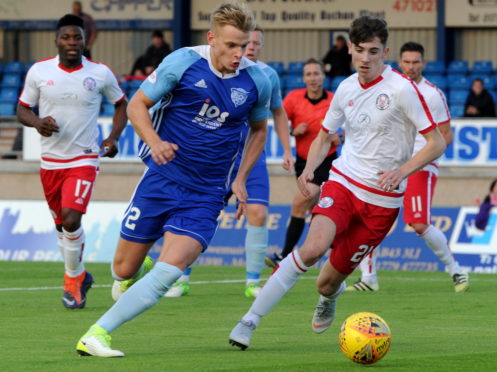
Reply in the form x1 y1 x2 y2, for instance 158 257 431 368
75 2 271 357
164 26 294 299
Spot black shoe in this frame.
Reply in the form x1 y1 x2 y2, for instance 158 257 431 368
264 253 282 268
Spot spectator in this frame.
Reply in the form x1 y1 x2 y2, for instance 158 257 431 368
322 35 352 79
72 0 97 59
475 179 497 231
131 30 171 77
464 78 496 117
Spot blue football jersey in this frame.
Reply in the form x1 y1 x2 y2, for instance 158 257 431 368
138 45 271 196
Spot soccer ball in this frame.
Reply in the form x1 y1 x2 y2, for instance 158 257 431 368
338 312 391 364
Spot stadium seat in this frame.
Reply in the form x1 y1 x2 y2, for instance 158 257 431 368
425 75 447 90
324 76 331 91
385 60 399 71
24 61 35 73
267 61 284 75
449 104 464 118
448 75 471 90
4 61 24 74
472 60 493 75
447 60 468 75
286 61 305 75
0 101 16 116
330 76 347 91
0 73 22 88
449 89 469 104
0 88 19 102
101 103 115 116
284 76 306 90
424 61 445 75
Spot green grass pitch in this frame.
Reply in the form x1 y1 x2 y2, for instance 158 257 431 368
1 261 497 371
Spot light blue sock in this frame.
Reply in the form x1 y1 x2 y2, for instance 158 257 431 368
97 262 182 333
245 224 269 282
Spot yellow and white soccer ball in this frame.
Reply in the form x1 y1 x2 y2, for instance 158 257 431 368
338 312 391 364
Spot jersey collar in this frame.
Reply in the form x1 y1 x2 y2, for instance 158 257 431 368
358 64 388 89
57 55 84 73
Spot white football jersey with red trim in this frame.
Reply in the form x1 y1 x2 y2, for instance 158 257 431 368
19 55 125 170
412 77 450 175
321 65 437 208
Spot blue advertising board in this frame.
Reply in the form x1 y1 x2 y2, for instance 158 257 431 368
1 201 496 274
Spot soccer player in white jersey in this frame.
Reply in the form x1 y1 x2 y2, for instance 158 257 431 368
164 26 294 299
76 2 271 357
229 16 447 350
17 14 127 310
347 42 468 293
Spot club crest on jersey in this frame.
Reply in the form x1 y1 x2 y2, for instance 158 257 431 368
376 93 390 110
148 71 157 84
83 77 96 91
231 88 249 107
318 197 334 208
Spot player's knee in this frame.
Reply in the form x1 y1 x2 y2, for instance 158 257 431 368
410 223 428 235
61 218 81 232
247 208 267 226
112 259 138 279
300 242 327 266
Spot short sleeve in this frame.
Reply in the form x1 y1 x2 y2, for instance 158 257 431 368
18 66 39 107
102 67 125 104
265 67 283 111
140 48 201 103
399 81 437 134
246 66 271 122
322 87 344 134
431 88 450 125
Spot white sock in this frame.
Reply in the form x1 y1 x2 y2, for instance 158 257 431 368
62 226 85 277
57 230 64 261
243 250 309 326
360 250 378 284
420 225 461 275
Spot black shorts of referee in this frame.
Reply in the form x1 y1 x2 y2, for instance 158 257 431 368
294 152 337 186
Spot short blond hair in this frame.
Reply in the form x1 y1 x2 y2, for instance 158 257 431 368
210 2 255 33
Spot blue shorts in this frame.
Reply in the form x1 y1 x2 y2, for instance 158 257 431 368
226 149 269 207
120 168 224 250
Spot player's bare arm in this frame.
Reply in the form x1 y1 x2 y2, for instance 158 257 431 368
438 121 453 146
127 89 178 165
378 128 446 191
100 99 128 158
271 106 294 171
297 129 335 198
291 122 308 136
16 104 59 137
232 118 268 219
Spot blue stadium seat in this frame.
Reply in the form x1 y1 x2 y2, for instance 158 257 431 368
472 60 493 75
324 76 331 91
24 61 35 73
101 103 115 116
424 61 445 75
4 61 24 74
448 75 471 90
385 60 399 71
0 88 19 102
449 104 465 118
0 101 16 116
331 76 347 91
0 73 22 88
449 89 469 104
267 61 284 75
425 75 447 90
284 76 306 90
447 60 468 75
286 61 305 75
